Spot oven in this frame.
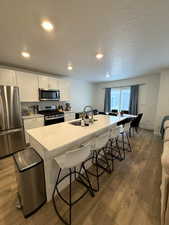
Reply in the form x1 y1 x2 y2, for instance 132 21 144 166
44 115 64 126
38 105 64 126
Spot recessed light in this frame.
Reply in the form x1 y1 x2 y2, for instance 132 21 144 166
96 53 104 60
106 73 110 78
67 64 73 71
21 51 30 58
41 21 54 32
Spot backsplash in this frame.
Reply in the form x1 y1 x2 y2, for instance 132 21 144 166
21 101 68 115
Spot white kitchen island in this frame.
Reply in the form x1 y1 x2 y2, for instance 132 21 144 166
27 115 131 201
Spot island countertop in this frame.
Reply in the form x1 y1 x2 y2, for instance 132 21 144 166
27 115 129 156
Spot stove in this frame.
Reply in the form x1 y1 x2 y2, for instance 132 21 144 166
38 105 64 126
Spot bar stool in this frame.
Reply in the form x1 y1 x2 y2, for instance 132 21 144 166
108 125 124 161
82 131 112 192
52 143 95 225
120 121 132 158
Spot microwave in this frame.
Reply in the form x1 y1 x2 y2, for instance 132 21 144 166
39 89 60 101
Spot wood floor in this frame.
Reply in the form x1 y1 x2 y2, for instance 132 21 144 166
0 130 162 225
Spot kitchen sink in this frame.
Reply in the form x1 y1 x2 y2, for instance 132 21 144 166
69 119 98 126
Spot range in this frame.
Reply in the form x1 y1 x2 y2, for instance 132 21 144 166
38 105 64 126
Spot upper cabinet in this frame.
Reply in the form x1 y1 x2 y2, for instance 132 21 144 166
38 76 60 89
48 77 60 89
38 76 49 89
16 71 39 102
0 69 17 86
0 69 71 102
59 79 70 101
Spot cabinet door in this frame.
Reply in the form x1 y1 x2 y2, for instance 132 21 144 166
48 77 59 89
16 72 39 102
23 117 44 143
59 80 70 101
38 75 49 89
0 69 16 86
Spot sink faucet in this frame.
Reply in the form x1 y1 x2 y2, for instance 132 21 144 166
83 105 94 123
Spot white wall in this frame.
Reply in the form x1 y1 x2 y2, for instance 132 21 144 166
155 70 169 134
93 74 160 130
69 79 94 112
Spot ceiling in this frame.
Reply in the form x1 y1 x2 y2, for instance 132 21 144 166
0 0 169 82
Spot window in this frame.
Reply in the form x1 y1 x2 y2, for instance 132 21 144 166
111 87 131 111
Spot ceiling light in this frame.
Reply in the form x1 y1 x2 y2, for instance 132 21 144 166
96 53 104 60
41 21 54 32
21 51 30 58
67 64 73 71
106 73 110 78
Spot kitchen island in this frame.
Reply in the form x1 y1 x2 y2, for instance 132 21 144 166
27 115 132 201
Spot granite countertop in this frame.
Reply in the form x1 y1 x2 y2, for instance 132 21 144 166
22 114 44 119
27 115 128 155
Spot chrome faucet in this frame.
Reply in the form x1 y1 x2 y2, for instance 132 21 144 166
83 105 94 123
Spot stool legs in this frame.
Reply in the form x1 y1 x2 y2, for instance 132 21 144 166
126 132 132 152
53 167 94 225
109 137 124 161
122 133 126 160
69 168 72 225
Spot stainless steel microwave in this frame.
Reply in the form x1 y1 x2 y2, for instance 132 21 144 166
39 89 60 101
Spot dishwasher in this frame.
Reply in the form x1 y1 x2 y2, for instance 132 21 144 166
13 147 47 217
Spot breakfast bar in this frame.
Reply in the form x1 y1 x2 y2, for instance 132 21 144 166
27 114 132 201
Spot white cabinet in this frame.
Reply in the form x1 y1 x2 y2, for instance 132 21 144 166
16 71 39 102
0 69 17 86
38 76 49 89
23 116 44 143
38 75 59 89
59 79 70 101
64 112 75 122
48 77 59 89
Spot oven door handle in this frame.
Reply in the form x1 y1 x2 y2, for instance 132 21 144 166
45 116 64 121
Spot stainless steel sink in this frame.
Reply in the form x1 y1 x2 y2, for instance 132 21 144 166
69 119 98 126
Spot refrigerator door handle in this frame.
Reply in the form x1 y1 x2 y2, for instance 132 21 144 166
0 89 6 131
0 128 23 136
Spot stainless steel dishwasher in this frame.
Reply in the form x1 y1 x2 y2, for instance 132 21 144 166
13 147 47 217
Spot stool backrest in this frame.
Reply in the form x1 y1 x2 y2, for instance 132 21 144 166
110 126 121 138
94 131 109 150
123 121 131 132
65 143 91 168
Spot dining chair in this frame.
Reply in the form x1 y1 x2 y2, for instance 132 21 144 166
130 113 143 135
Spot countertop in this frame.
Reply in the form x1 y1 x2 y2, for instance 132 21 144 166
27 115 130 155
22 114 44 120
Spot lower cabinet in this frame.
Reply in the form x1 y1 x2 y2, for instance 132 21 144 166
23 116 44 143
64 112 75 122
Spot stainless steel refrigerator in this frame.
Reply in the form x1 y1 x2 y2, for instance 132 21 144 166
0 86 26 158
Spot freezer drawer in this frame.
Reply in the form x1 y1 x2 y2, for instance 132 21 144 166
0 129 26 158
0 133 10 157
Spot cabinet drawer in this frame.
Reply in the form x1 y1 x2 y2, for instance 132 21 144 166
24 117 44 130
